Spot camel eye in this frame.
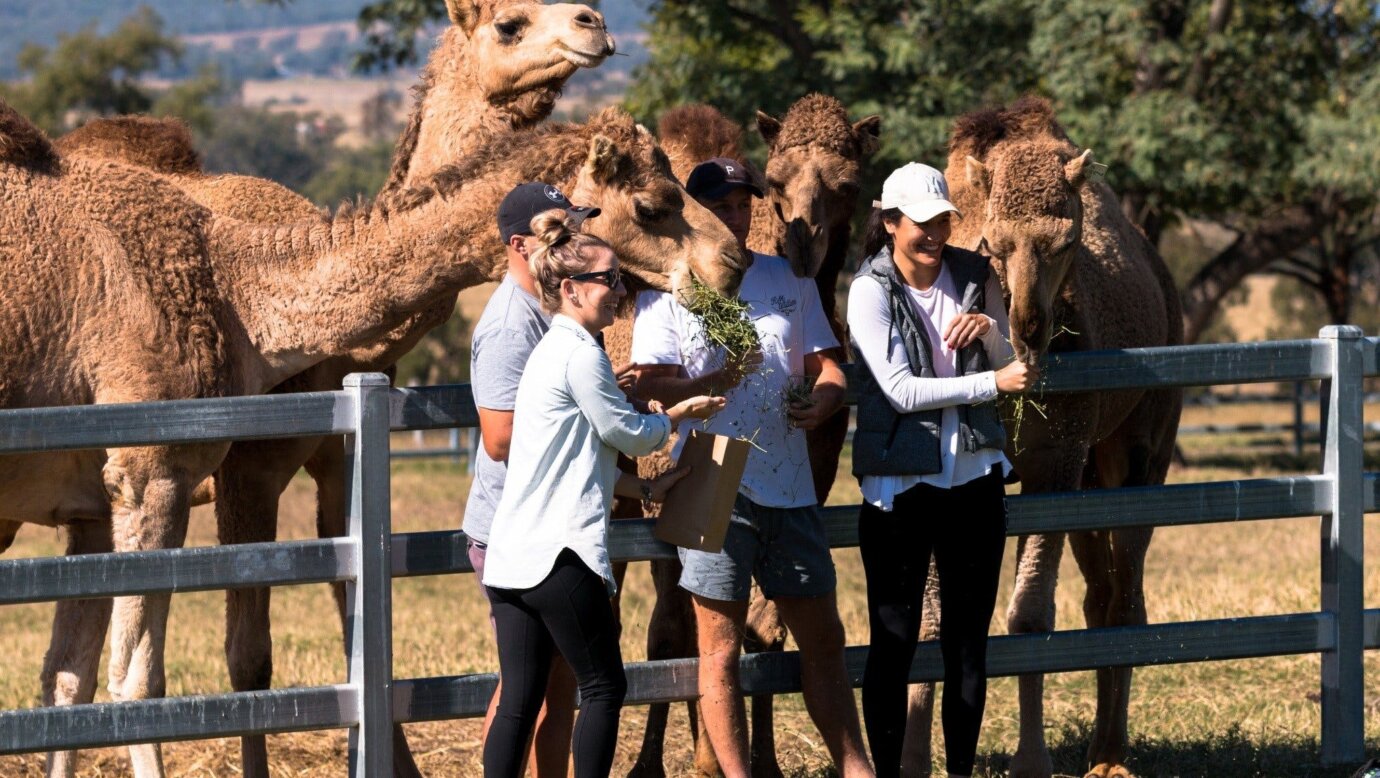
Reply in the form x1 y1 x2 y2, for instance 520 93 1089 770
494 18 524 41
634 200 667 222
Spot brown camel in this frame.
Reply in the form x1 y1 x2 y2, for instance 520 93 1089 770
3 99 742 778
614 96 879 778
51 2 614 774
900 97 1182 778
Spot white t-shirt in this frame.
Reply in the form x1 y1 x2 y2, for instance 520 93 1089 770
631 253 839 508
847 263 1014 510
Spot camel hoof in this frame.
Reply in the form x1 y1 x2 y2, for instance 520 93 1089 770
625 760 666 778
1009 744 1053 778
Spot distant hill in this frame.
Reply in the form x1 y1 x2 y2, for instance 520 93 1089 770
0 0 647 79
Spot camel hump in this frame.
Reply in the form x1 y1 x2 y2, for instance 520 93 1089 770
55 115 202 175
951 95 1069 158
658 104 745 162
0 99 59 172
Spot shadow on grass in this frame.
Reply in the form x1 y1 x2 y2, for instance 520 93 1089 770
1180 447 1380 472
973 719 1374 778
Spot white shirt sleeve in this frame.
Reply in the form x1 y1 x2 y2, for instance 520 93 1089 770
846 275 999 413
799 277 841 356
630 290 685 366
566 342 671 457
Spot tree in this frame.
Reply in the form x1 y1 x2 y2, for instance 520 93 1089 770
0 7 184 134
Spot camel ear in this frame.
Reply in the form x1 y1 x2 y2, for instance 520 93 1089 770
585 134 620 183
445 0 482 35
965 155 990 199
1065 149 1094 187
853 115 882 156
757 111 782 149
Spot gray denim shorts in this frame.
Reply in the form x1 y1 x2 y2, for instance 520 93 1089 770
678 494 837 602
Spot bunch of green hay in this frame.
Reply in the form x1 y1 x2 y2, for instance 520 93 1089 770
683 277 760 363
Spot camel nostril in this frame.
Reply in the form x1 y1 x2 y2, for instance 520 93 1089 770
574 11 602 29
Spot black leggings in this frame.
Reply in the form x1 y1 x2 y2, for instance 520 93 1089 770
860 469 1007 778
484 549 627 778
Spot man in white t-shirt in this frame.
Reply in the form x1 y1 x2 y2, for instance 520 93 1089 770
631 158 874 777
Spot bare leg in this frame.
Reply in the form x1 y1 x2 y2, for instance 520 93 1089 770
42 521 114 778
691 594 751 778
744 590 786 778
775 593 874 778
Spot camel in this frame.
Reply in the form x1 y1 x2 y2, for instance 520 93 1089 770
614 96 879 778
2 99 743 778
899 97 1182 778
52 1 615 774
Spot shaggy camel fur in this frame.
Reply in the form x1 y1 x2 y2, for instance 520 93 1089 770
3 100 742 778
612 96 879 778
52 2 613 774
900 97 1182 778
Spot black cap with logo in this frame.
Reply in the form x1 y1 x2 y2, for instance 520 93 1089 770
685 157 764 200
497 182 601 243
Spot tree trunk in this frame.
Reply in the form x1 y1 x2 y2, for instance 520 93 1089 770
1180 205 1326 343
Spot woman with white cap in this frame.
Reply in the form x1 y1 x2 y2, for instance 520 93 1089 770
846 163 1038 778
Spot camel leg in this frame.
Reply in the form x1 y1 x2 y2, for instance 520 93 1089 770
899 555 941 778
628 557 708 778
744 589 786 778
1071 438 1160 778
303 436 423 778
1005 531 1066 778
0 519 23 554
42 520 115 778
104 447 213 778
215 441 298 778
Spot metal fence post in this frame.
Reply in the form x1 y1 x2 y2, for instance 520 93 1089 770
1318 326 1364 765
344 373 395 777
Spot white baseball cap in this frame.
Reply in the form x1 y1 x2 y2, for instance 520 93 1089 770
873 162 962 224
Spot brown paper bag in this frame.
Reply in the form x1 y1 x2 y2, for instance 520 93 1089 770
653 429 749 553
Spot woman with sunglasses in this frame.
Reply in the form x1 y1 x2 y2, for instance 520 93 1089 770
482 210 725 778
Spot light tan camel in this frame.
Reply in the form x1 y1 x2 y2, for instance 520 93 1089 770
900 97 1182 778
2 100 742 778
615 96 879 778
51 2 614 774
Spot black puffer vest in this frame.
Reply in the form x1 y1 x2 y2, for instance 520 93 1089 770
850 245 1007 477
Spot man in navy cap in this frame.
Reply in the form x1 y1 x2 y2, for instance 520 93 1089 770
629 160 870 777
467 182 597 777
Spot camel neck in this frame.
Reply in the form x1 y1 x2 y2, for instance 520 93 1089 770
210 187 505 391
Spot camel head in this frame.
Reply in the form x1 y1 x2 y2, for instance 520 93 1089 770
442 0 615 113
567 111 746 299
756 94 880 278
965 143 1093 366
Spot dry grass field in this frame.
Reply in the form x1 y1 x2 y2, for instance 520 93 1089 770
1 415 1379 777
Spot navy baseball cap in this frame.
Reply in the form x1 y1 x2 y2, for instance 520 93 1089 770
685 157 764 200
497 182 600 242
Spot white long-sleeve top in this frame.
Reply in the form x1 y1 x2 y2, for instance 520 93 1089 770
483 314 671 594
847 262 1014 508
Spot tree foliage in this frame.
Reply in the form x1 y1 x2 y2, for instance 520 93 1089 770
0 7 182 133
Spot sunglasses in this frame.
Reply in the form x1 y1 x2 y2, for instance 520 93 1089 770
569 267 621 288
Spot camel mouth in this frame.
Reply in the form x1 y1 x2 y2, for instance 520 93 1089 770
559 40 614 69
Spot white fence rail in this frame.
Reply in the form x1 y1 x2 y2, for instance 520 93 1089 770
0 327 1373 772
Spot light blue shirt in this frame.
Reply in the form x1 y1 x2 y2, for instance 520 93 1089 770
483 314 672 594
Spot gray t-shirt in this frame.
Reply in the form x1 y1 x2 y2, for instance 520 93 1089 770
462 275 550 543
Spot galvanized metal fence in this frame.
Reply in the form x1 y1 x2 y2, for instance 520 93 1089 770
0 327 1374 773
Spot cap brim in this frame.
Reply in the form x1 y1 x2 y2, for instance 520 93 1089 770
691 180 764 200
897 200 961 224
566 205 600 230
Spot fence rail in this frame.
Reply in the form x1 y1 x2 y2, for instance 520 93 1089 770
0 328 1371 772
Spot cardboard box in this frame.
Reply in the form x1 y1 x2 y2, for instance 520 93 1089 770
653 429 749 553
